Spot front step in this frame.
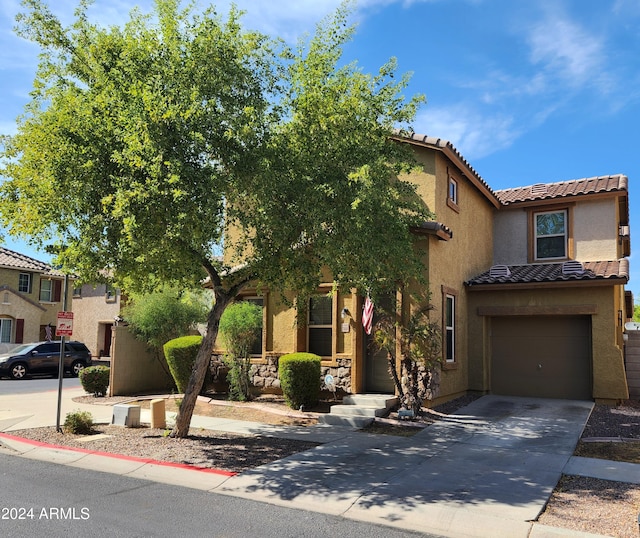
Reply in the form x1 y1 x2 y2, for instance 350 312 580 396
318 414 375 428
318 394 398 428
343 394 398 409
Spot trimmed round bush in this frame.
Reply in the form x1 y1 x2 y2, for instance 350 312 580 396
79 365 110 397
163 335 203 393
278 352 321 409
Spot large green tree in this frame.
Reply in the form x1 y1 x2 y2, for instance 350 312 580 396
0 0 433 437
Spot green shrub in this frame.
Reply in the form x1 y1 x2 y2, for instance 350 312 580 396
163 335 203 393
278 353 321 409
79 365 110 397
122 287 209 349
63 410 94 434
219 301 262 401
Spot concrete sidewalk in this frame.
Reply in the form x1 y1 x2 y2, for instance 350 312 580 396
0 388 634 538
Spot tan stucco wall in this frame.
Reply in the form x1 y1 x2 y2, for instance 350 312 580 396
0 289 45 343
72 284 121 357
109 325 175 396
401 149 495 400
573 199 618 261
467 285 628 401
494 210 528 264
268 292 298 354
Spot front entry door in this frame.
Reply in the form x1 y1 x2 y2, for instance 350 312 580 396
364 294 395 393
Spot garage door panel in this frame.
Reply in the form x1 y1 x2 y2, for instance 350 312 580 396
491 316 591 400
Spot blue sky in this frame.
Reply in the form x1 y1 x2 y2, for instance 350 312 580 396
1 0 639 299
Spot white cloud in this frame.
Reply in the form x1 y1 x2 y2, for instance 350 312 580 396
413 104 521 160
526 8 605 88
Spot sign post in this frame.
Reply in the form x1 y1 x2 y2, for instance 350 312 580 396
55 275 71 433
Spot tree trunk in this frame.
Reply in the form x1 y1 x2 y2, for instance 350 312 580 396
170 293 232 438
387 351 403 397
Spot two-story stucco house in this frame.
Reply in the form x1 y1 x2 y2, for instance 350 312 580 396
0 247 72 349
218 132 632 406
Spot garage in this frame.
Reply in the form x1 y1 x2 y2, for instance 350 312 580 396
490 315 592 400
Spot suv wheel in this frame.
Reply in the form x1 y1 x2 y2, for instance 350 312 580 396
10 363 28 380
71 360 86 377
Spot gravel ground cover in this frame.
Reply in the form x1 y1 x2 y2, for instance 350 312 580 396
5 394 640 537
537 399 640 538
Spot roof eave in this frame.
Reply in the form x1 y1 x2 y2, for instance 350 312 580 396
465 277 628 291
499 188 628 209
411 221 453 241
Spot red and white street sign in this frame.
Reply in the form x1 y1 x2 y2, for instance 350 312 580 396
56 311 74 337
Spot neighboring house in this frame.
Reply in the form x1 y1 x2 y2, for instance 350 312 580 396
220 132 633 405
71 283 123 359
0 247 73 349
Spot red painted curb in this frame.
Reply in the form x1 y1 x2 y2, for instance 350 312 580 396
0 432 236 476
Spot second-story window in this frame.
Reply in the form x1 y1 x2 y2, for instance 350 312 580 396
535 210 567 260
39 279 61 302
308 295 332 357
18 273 32 293
448 177 458 205
447 174 460 213
39 279 53 302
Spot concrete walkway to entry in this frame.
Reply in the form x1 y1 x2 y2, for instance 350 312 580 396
0 388 633 538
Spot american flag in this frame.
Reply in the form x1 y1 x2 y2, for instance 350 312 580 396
362 296 374 335
45 325 52 342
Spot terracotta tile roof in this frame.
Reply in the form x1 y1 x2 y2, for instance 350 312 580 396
466 260 629 287
0 246 50 272
495 175 627 206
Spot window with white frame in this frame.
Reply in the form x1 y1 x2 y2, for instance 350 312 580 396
0 318 12 343
535 210 567 260
448 177 458 205
445 294 455 363
39 279 53 302
18 273 31 293
308 295 332 357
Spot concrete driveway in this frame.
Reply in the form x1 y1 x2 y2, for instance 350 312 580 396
217 395 594 538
